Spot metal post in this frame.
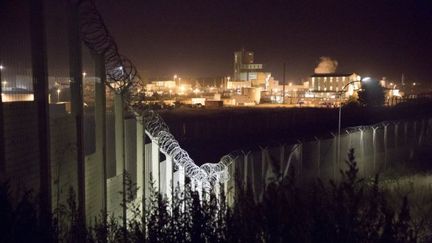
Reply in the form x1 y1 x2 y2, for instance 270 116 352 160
372 127 378 172
114 93 126 237
115 94 125 176
337 80 362 169
94 53 107 226
67 0 85 226
282 62 286 104
337 98 342 168
384 124 388 168
0 64 4 172
30 0 51 232
136 119 145 222
161 153 173 203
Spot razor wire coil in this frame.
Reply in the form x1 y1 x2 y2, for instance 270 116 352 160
77 0 234 191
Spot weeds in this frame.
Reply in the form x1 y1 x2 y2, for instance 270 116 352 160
1 150 430 242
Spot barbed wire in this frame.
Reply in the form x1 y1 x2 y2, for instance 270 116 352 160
77 0 233 191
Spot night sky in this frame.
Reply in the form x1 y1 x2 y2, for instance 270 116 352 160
94 0 432 83
1 0 431 83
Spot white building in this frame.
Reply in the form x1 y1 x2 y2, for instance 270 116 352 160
310 73 361 98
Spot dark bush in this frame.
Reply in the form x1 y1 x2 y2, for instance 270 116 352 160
0 150 426 242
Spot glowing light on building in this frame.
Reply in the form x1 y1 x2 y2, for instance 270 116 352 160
392 89 401 97
179 85 186 93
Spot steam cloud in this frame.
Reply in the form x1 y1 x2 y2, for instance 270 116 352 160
314 56 338 74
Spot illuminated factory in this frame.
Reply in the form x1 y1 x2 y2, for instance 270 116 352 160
139 54 407 107
309 73 362 100
229 49 272 90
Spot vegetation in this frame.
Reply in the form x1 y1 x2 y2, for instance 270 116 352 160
1 150 431 242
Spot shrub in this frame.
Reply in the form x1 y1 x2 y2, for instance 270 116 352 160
0 150 427 242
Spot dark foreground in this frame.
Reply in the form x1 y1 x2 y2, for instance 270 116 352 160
1 150 429 242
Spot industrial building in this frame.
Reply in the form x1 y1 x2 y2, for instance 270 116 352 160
310 73 361 93
231 49 271 89
308 73 362 104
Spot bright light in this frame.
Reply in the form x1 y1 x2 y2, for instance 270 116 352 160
413 82 416 86
362 77 371 82
56 89 61 103
174 74 177 79
392 89 401 97
82 72 87 77
305 92 314 98
0 65 3 70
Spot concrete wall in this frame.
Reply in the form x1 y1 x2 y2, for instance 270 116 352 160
50 115 78 211
2 102 41 198
107 174 123 220
2 102 79 210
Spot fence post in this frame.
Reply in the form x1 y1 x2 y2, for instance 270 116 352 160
383 123 389 169
160 152 173 203
136 119 145 217
372 126 379 173
31 0 52 231
94 53 107 224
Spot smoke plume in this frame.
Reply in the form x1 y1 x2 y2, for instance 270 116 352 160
314 56 338 74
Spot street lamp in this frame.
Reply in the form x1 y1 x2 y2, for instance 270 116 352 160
0 65 3 98
337 77 370 171
57 89 61 103
174 74 178 87
193 88 200 96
